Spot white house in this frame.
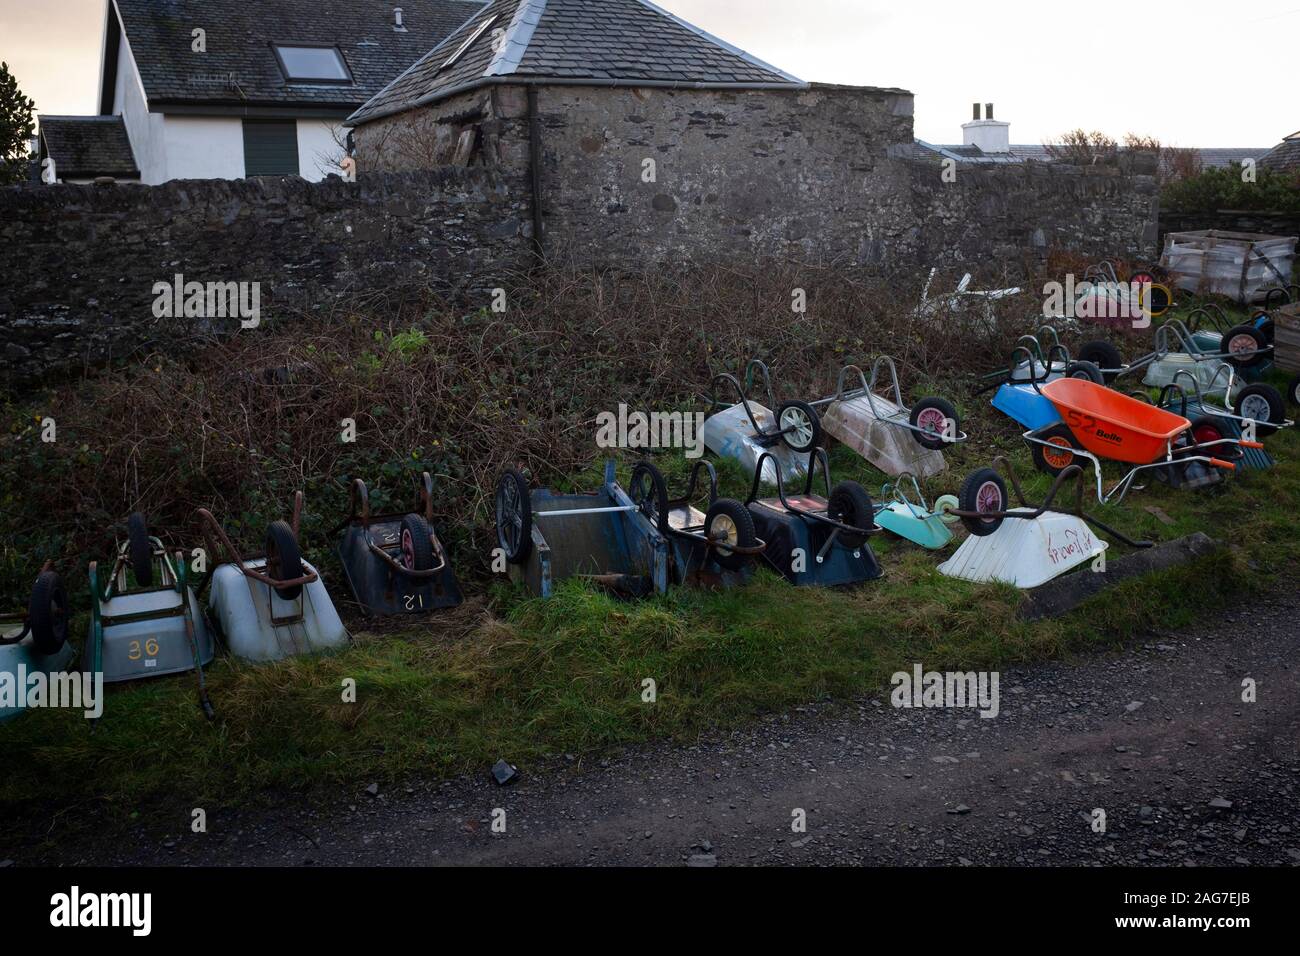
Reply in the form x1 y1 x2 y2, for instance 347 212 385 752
39 0 486 185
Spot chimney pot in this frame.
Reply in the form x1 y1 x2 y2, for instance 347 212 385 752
972 102 980 121
985 103 994 120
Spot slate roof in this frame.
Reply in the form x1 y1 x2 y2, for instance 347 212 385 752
108 0 487 110
1260 134 1300 174
39 116 140 179
348 0 805 126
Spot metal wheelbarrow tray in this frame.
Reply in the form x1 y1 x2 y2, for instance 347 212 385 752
744 449 883 588
627 460 765 588
939 457 1152 589
334 472 462 616
1022 378 1263 504
1 565 76 721
85 514 215 718
198 492 349 663
813 357 965 479
701 359 819 485
872 473 960 551
495 461 669 599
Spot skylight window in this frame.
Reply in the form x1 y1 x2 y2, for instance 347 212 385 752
441 15 499 71
273 45 352 83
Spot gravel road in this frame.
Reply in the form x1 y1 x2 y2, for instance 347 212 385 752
10 594 1299 867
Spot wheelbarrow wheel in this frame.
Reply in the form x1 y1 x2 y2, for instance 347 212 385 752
776 401 821 453
399 514 435 572
704 498 757 571
1234 383 1285 437
957 468 1007 537
1288 374 1300 409
127 512 153 587
1064 360 1104 384
1076 341 1123 383
910 397 958 450
1222 325 1268 369
27 570 69 655
1188 417 1242 461
265 520 305 600
495 468 532 564
1030 424 1078 477
827 481 875 549
630 462 670 535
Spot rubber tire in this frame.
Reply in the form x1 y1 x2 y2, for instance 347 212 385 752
909 396 959 450
776 400 821 454
1222 325 1268 370
1289 374 1300 409
495 468 532 564
1063 360 1105 384
399 514 435 572
1077 341 1124 383
630 462 670 535
27 570 69 655
265 520 305 601
704 498 757 572
127 512 153 587
1234 383 1286 437
827 480 875 550
1187 416 1241 461
958 468 1007 537
1030 424 1079 477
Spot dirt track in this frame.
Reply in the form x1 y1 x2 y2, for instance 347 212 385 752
10 593 1300 867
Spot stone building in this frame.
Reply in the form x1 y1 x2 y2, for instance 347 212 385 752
346 0 1156 269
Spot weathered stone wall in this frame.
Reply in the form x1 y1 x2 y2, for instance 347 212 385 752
1 169 531 389
355 82 1157 269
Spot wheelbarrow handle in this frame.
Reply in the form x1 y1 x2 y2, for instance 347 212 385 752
195 506 320 590
365 537 448 579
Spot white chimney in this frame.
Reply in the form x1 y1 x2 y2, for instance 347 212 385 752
393 7 407 31
962 102 1010 154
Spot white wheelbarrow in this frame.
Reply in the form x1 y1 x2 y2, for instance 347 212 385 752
197 493 349 663
702 359 819 485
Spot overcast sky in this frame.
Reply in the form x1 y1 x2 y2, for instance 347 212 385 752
0 0 1291 147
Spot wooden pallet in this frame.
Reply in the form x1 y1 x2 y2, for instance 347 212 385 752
1276 302 1300 374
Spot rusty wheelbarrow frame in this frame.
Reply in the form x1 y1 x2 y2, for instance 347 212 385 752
333 472 462 616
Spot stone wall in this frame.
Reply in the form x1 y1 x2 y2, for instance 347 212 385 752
356 81 1158 270
1 168 531 389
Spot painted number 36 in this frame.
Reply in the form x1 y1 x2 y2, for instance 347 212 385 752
128 639 160 660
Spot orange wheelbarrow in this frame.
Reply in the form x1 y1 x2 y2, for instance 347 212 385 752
1023 378 1263 504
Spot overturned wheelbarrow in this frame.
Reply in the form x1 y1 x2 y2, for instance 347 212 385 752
1 563 76 722
495 461 670 599
938 458 1152 589
334 472 462 616
701 359 819 485
812 357 966 479
627 460 765 588
85 513 215 718
197 493 349 662
873 473 960 551
744 449 883 587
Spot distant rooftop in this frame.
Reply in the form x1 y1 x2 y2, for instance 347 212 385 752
38 116 140 179
912 141 1271 170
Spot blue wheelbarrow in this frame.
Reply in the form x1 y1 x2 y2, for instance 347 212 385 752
495 461 670 599
1142 372 1287 471
873 474 960 551
1 564 76 721
334 472 462 616
744 449 882 587
627 460 765 588
86 513 215 719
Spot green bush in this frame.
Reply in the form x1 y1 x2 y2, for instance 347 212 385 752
1162 163 1300 213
